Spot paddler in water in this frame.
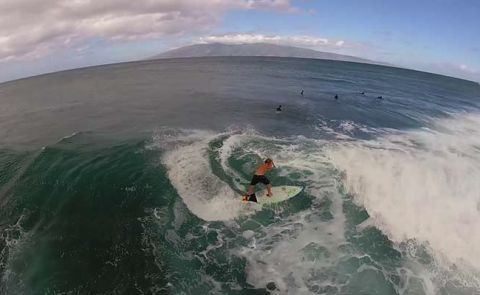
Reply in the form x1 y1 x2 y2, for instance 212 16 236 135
243 158 275 202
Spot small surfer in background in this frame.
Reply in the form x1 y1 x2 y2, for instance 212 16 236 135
243 158 275 202
301 89 304 96
276 105 282 112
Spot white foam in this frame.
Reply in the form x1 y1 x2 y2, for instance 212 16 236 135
216 131 251 188
152 128 353 291
240 203 347 294
315 119 375 140
151 125 480 293
339 120 357 133
327 113 480 273
217 134 348 293
0 213 31 292
159 130 248 221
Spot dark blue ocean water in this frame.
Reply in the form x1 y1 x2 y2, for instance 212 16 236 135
1 57 480 294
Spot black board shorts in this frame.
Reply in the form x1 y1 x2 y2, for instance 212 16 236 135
250 175 270 186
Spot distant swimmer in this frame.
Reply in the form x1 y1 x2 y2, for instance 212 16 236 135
334 94 339 100
361 92 365 95
377 96 383 99
242 158 275 202
276 105 282 112
301 89 304 96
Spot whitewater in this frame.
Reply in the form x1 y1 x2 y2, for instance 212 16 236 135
150 113 480 294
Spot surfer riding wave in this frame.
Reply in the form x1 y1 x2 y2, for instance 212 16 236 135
243 158 275 202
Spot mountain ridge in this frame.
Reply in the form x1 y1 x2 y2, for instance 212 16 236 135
151 43 384 65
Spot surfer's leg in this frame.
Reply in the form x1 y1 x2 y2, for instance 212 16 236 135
243 176 261 202
247 185 255 195
258 176 272 197
266 184 273 197
247 175 261 195
243 186 257 202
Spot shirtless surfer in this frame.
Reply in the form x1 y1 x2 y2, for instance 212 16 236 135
242 158 275 202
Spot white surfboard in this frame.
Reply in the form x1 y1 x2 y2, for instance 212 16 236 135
243 186 303 205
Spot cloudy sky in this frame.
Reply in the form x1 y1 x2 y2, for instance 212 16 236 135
1 0 479 82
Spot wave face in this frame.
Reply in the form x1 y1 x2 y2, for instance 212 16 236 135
1 57 480 294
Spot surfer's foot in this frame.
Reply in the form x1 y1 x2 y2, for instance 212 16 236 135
242 193 258 203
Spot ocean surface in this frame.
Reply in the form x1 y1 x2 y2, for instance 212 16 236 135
1 57 480 294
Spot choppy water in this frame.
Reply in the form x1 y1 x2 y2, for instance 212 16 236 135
1 57 480 294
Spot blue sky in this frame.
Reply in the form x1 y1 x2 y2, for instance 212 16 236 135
0 0 479 82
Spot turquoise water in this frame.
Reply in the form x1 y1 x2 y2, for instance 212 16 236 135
1 57 480 294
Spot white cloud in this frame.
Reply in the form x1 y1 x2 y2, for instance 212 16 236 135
444 63 479 81
0 0 297 61
456 64 479 75
197 33 348 50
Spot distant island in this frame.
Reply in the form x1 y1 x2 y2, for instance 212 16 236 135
151 43 383 65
